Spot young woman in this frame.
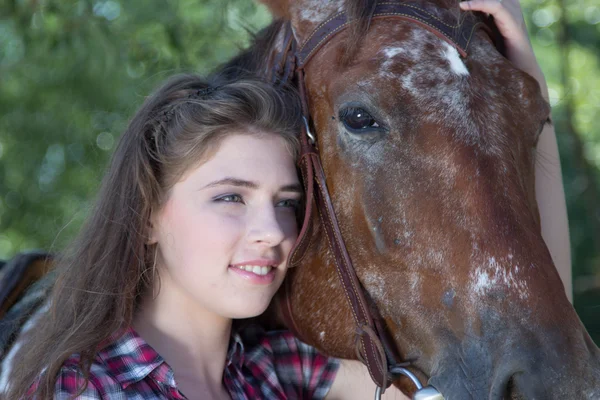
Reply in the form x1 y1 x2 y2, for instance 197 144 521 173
5 0 570 398
5 75 330 400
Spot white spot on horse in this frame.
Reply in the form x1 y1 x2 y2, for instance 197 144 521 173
300 8 325 23
374 29 488 147
428 249 444 265
442 42 469 76
378 46 408 78
471 255 530 300
296 1 344 24
362 271 396 309
319 331 326 341
473 268 493 295
383 46 406 59
289 1 344 43
409 273 421 290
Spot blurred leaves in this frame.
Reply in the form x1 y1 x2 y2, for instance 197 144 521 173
0 0 598 340
524 0 600 342
0 0 271 255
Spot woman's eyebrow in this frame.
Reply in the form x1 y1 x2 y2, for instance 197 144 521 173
202 178 303 193
202 177 258 189
280 184 303 193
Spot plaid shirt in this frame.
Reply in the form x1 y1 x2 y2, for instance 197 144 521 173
50 325 339 399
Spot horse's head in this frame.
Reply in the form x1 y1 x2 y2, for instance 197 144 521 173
255 0 600 398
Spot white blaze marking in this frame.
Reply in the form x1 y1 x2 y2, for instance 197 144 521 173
442 42 469 76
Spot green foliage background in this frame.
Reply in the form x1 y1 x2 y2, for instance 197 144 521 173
1 0 599 342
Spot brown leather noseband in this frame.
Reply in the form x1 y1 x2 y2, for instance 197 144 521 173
269 2 491 395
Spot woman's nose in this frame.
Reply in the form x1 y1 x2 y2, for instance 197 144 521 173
246 205 286 247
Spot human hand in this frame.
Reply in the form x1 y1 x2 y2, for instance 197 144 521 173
460 0 549 102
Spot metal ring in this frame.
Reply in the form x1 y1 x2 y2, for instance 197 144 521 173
302 116 316 144
374 367 424 400
389 366 424 389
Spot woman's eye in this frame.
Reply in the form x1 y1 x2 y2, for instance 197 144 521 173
215 194 244 203
277 199 300 209
339 107 380 131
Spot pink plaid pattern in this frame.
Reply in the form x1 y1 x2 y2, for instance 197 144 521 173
47 325 339 399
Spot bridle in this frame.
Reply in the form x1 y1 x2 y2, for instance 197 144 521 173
268 2 495 399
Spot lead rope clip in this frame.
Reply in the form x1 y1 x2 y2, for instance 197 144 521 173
374 366 444 400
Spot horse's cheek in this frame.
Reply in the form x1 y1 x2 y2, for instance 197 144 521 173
289 253 357 359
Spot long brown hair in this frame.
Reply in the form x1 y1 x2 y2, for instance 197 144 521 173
6 74 301 399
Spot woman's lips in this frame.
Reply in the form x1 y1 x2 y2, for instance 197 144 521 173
228 264 277 284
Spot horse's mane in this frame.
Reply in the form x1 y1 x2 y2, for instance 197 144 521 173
217 19 285 81
216 0 379 79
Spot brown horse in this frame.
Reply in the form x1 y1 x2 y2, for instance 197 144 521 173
221 0 600 398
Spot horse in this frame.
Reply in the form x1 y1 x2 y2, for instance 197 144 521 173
1 0 599 398
218 0 600 398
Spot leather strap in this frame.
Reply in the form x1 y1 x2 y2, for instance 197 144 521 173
296 2 486 68
291 69 391 388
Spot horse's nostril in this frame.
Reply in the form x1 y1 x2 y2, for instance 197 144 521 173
505 377 525 400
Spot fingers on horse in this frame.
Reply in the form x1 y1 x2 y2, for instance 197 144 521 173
460 0 511 17
461 0 527 45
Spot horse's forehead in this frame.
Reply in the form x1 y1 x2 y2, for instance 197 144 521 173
366 27 471 84
337 25 513 153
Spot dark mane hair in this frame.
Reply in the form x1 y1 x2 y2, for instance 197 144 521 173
217 0 378 79
218 19 286 81
343 0 378 63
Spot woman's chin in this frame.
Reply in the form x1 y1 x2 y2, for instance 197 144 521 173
226 299 273 320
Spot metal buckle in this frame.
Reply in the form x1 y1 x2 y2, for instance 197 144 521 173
374 366 444 400
302 116 316 144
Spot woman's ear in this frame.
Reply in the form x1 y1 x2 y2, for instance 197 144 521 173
146 211 159 245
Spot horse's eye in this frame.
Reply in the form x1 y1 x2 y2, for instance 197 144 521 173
339 107 380 132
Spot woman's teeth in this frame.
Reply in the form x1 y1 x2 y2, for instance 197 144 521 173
234 265 273 276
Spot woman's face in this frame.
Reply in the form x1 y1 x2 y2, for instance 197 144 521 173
151 132 301 319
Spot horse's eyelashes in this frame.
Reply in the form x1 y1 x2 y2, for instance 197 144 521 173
533 119 547 146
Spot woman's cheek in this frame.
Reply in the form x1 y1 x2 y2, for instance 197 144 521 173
278 210 300 241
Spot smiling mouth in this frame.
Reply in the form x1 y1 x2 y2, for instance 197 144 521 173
231 265 274 276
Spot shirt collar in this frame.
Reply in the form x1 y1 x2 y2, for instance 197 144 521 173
98 326 248 389
97 327 174 389
226 331 246 368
